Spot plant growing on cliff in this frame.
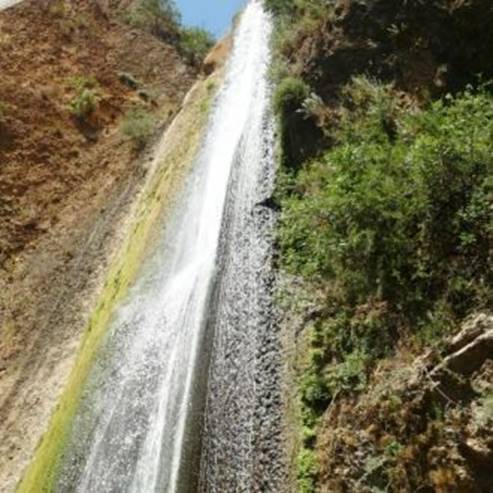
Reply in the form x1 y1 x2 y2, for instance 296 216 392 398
278 81 493 490
69 89 100 120
297 447 318 493
179 27 214 66
121 107 157 148
274 77 310 117
123 0 215 66
124 0 181 42
68 75 101 120
280 83 493 318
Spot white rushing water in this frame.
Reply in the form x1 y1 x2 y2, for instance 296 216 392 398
58 2 275 492
0 0 22 10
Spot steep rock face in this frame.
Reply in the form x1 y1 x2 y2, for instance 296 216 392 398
0 1 198 491
0 0 194 272
316 314 493 493
287 0 493 102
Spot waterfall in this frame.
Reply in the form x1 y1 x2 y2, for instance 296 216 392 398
57 1 282 492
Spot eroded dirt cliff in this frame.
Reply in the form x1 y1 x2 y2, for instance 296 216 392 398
0 1 197 490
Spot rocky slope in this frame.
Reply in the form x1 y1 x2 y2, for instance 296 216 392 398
0 1 197 490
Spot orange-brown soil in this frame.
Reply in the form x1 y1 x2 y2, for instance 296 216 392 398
0 1 197 490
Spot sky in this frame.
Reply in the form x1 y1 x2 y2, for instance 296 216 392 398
175 0 247 37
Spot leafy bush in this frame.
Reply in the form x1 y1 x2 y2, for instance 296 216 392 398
273 76 322 168
124 0 181 42
67 75 100 119
267 0 336 65
297 447 318 493
121 107 157 147
327 350 369 395
300 368 330 411
280 87 493 490
67 74 99 92
274 76 309 117
179 27 214 66
69 88 100 119
265 0 295 16
123 0 215 66
280 83 493 319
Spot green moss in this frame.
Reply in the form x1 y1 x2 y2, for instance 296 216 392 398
17 72 221 493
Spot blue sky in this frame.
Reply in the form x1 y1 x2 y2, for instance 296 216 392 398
175 0 247 37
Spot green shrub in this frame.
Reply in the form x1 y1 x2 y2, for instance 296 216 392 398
279 83 493 319
300 368 330 411
274 76 309 117
67 75 100 119
265 0 295 16
123 0 215 66
121 108 157 147
274 76 321 168
179 27 214 66
297 447 318 493
67 74 99 92
123 0 181 42
327 350 369 395
69 88 100 119
268 0 336 65
281 85 493 456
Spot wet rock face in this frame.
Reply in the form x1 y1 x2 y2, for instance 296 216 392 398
294 0 493 101
199 116 286 493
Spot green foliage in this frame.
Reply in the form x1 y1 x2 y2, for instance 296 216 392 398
123 0 215 67
121 107 157 147
124 0 181 39
67 74 99 92
69 89 100 119
273 76 320 168
265 0 295 16
300 367 330 411
297 447 318 493
282 84 493 493
67 75 100 119
274 76 309 117
327 350 369 395
179 27 214 66
280 82 493 319
267 0 336 74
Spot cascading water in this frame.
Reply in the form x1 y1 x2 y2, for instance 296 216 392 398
58 1 283 492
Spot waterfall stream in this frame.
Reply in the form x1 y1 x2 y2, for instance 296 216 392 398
58 2 283 491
